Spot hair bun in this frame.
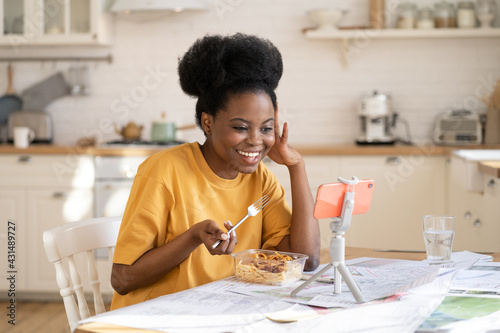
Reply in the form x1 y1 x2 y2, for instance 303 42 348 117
178 33 283 98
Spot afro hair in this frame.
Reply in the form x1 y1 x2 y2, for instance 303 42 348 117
178 33 283 128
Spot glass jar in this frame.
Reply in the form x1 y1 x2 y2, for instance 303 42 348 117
417 7 435 29
397 1 418 29
457 1 476 28
476 0 497 28
434 1 456 28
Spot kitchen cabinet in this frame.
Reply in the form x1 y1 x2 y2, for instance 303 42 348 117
328 155 446 251
447 157 500 252
0 0 113 46
265 154 447 251
0 189 26 291
339 155 447 251
0 154 94 296
27 188 93 291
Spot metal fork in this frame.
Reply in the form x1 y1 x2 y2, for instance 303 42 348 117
211 195 270 249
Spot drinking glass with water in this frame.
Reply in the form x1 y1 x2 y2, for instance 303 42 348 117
422 215 456 265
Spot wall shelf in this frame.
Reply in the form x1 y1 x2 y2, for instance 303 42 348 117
305 28 500 68
305 28 500 39
0 54 113 64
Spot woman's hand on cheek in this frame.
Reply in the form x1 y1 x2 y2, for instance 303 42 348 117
267 108 302 167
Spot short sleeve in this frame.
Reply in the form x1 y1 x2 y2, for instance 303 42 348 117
113 174 173 265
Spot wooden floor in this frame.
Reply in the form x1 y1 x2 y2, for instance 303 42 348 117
0 301 110 333
1 301 69 333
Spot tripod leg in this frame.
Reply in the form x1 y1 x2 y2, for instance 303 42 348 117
290 263 333 297
337 263 365 303
334 266 341 294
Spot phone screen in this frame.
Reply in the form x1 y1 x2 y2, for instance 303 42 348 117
313 180 374 219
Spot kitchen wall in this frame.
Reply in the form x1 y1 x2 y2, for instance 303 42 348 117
1 0 500 146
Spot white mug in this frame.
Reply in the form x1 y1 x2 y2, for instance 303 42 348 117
14 126 35 149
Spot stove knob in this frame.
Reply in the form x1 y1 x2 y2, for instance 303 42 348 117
123 166 134 178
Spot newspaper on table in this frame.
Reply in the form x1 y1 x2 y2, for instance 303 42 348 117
228 256 440 308
78 251 491 333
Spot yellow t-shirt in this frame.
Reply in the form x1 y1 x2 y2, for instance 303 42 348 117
111 142 292 309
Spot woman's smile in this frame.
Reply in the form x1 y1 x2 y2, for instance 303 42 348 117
237 150 260 158
236 149 262 165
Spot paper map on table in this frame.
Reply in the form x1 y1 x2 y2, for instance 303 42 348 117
417 261 500 332
229 264 441 308
448 262 500 296
417 296 500 331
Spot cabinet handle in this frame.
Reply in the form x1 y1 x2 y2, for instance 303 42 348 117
52 192 68 198
487 179 496 188
464 211 472 220
18 155 32 164
385 156 401 165
473 219 482 228
122 166 134 178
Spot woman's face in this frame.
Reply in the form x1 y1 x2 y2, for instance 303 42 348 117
201 92 275 179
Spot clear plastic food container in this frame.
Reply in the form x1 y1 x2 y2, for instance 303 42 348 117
231 249 308 285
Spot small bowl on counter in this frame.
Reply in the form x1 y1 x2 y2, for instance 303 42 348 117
232 249 308 285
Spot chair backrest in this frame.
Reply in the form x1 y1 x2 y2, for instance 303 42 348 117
43 216 122 332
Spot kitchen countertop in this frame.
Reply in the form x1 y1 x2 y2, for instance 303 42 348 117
479 161 500 178
2 143 499 178
1 143 499 157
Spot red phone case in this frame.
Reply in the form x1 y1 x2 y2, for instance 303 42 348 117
313 180 374 219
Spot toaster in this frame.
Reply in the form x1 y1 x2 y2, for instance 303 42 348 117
8 110 53 143
433 110 482 145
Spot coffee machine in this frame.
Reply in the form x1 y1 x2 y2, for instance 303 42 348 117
356 90 396 145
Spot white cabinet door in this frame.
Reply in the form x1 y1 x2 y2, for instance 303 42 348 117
0 0 29 40
0 154 95 188
34 0 113 45
0 189 27 291
0 153 95 295
338 155 447 251
1 0 113 45
26 187 93 292
448 162 500 252
482 177 500 235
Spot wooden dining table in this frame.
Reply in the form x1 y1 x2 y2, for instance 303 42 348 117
75 246 500 333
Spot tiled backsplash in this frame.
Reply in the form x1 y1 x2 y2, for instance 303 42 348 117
1 0 499 146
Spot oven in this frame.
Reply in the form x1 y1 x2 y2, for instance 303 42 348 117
94 140 184 217
94 155 147 217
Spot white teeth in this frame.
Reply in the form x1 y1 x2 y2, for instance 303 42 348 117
238 150 259 157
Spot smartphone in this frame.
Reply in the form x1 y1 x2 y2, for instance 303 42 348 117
313 179 374 219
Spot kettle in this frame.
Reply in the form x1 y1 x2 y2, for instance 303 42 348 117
114 121 143 141
151 112 197 143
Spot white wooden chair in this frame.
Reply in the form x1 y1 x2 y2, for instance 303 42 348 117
43 216 121 332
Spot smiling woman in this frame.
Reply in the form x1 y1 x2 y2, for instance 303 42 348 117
110 33 320 310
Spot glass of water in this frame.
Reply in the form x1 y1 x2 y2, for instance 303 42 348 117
422 215 456 265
